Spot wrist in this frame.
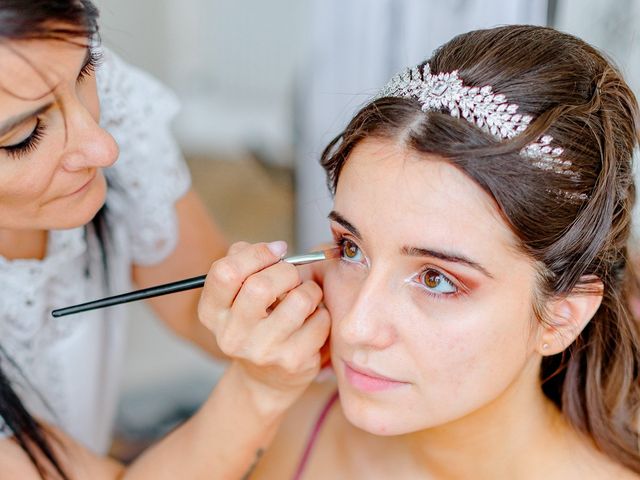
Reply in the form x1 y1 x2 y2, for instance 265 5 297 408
223 361 302 419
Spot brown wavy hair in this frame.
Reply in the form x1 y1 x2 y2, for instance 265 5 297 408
321 25 640 472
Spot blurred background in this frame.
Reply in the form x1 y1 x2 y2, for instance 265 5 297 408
91 0 640 460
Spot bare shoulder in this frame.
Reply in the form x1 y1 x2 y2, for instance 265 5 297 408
251 378 339 479
0 425 123 480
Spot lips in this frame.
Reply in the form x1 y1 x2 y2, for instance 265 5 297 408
343 360 409 393
66 172 96 197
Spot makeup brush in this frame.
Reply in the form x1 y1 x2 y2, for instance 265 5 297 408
51 248 340 318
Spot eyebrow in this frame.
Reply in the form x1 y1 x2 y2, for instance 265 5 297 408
328 211 362 238
0 47 92 139
401 246 494 279
329 209 494 279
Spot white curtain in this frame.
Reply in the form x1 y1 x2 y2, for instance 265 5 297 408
553 0 640 233
294 0 549 250
554 0 640 94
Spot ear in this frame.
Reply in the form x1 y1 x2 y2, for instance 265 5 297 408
538 276 604 356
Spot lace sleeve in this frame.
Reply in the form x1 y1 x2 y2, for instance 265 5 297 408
97 47 191 266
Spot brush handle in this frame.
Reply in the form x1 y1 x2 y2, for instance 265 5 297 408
51 250 334 318
51 274 207 317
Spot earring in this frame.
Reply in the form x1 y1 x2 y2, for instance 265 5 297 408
542 343 550 351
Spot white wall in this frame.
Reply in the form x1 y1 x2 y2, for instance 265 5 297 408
94 0 307 162
92 0 307 395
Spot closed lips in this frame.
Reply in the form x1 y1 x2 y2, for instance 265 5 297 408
66 173 95 196
344 360 406 383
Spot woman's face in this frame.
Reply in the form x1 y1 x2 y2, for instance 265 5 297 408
0 36 118 231
324 138 544 436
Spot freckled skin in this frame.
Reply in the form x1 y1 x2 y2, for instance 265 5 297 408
323 138 542 436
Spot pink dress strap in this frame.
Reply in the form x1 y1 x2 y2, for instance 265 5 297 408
291 390 339 480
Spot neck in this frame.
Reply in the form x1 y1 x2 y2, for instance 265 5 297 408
401 357 585 479
0 228 48 260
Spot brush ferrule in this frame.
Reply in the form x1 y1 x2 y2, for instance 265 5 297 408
283 251 326 265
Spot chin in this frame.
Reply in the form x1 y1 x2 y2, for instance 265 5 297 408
339 391 414 436
336 371 461 436
335 377 419 436
340 390 468 438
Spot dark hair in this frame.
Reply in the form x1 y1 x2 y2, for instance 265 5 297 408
321 25 640 472
0 2 101 479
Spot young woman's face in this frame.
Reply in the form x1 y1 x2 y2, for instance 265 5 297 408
324 138 544 436
0 36 118 231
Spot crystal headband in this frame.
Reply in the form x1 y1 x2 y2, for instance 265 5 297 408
378 64 535 140
376 63 586 201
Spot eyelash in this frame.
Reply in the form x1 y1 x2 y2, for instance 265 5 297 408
333 233 463 300
3 120 46 159
77 50 102 83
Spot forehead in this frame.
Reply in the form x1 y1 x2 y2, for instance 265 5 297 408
333 138 521 260
0 38 86 104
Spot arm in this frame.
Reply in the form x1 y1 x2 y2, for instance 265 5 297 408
0 365 291 480
124 362 289 480
132 189 229 359
2 242 329 479
132 241 329 478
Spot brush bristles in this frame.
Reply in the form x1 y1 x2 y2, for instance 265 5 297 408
322 247 342 259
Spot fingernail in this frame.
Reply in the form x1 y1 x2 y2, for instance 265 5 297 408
267 240 287 258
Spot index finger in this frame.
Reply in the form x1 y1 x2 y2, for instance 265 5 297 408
202 241 289 309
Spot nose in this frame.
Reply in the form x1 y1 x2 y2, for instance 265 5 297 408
334 271 397 350
60 104 119 172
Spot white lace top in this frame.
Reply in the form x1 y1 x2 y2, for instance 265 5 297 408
0 48 191 454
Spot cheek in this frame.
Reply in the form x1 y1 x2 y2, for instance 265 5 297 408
323 262 364 341
0 157 56 207
408 294 535 416
324 265 353 326
0 136 65 227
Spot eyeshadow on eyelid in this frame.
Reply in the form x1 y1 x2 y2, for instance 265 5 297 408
1 122 35 145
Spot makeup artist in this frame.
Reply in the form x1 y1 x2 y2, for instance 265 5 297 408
0 2 329 479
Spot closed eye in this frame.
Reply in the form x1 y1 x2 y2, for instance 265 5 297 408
77 49 102 83
3 119 46 159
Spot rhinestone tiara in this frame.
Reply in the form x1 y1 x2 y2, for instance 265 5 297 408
378 64 534 139
376 63 586 200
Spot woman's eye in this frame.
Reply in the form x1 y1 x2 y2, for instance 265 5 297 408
339 238 364 263
77 50 102 83
2 120 45 159
417 268 457 295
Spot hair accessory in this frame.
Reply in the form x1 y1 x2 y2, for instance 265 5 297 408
377 63 585 201
378 64 533 140
523 135 568 174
